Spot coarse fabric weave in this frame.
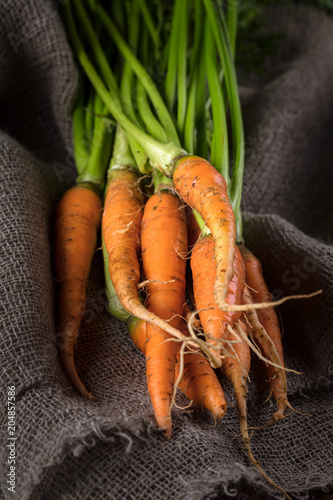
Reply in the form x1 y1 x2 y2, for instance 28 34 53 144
0 2 332 500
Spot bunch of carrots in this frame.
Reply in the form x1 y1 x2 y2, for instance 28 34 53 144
54 1 320 498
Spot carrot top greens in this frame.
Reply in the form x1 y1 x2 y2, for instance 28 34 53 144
63 0 245 239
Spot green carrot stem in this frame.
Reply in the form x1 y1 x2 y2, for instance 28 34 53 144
136 21 168 143
165 0 181 113
109 124 136 171
120 62 148 172
91 89 105 131
184 0 203 154
195 53 207 159
189 0 203 77
136 0 159 46
72 80 89 174
111 0 126 34
160 33 171 75
77 106 112 190
91 0 180 146
62 2 185 176
177 0 188 137
85 87 95 145
119 1 148 171
120 2 140 125
152 170 174 193
203 0 244 229
204 17 229 182
137 82 168 143
183 68 198 155
87 0 97 13
227 0 239 57
72 0 120 100
192 209 210 237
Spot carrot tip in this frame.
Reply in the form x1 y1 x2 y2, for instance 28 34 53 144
163 427 172 440
156 415 172 439
86 393 97 402
214 408 226 420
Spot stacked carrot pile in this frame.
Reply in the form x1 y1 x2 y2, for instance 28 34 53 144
54 2 320 498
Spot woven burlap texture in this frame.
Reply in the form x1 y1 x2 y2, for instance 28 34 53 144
0 2 332 499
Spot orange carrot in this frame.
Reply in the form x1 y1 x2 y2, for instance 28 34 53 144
127 316 227 420
190 235 244 355
173 155 236 308
223 319 251 437
54 185 102 400
141 191 187 438
240 246 289 421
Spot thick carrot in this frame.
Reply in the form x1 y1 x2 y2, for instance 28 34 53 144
127 316 227 420
190 235 244 355
173 155 236 308
54 185 102 400
141 191 187 438
240 245 290 420
102 166 144 311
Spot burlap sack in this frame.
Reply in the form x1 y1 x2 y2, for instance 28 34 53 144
0 2 332 499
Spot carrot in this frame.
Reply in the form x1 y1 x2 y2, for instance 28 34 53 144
54 185 102 400
239 246 291 420
240 246 289 420
102 234 130 322
223 319 251 440
127 316 227 420
190 235 244 355
173 155 237 309
102 166 144 311
141 190 187 438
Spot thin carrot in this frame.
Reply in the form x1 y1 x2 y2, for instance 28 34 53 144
173 155 237 309
223 319 251 434
127 316 227 420
190 234 244 355
240 245 290 420
127 314 147 355
102 165 144 311
141 190 187 438
54 185 102 400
